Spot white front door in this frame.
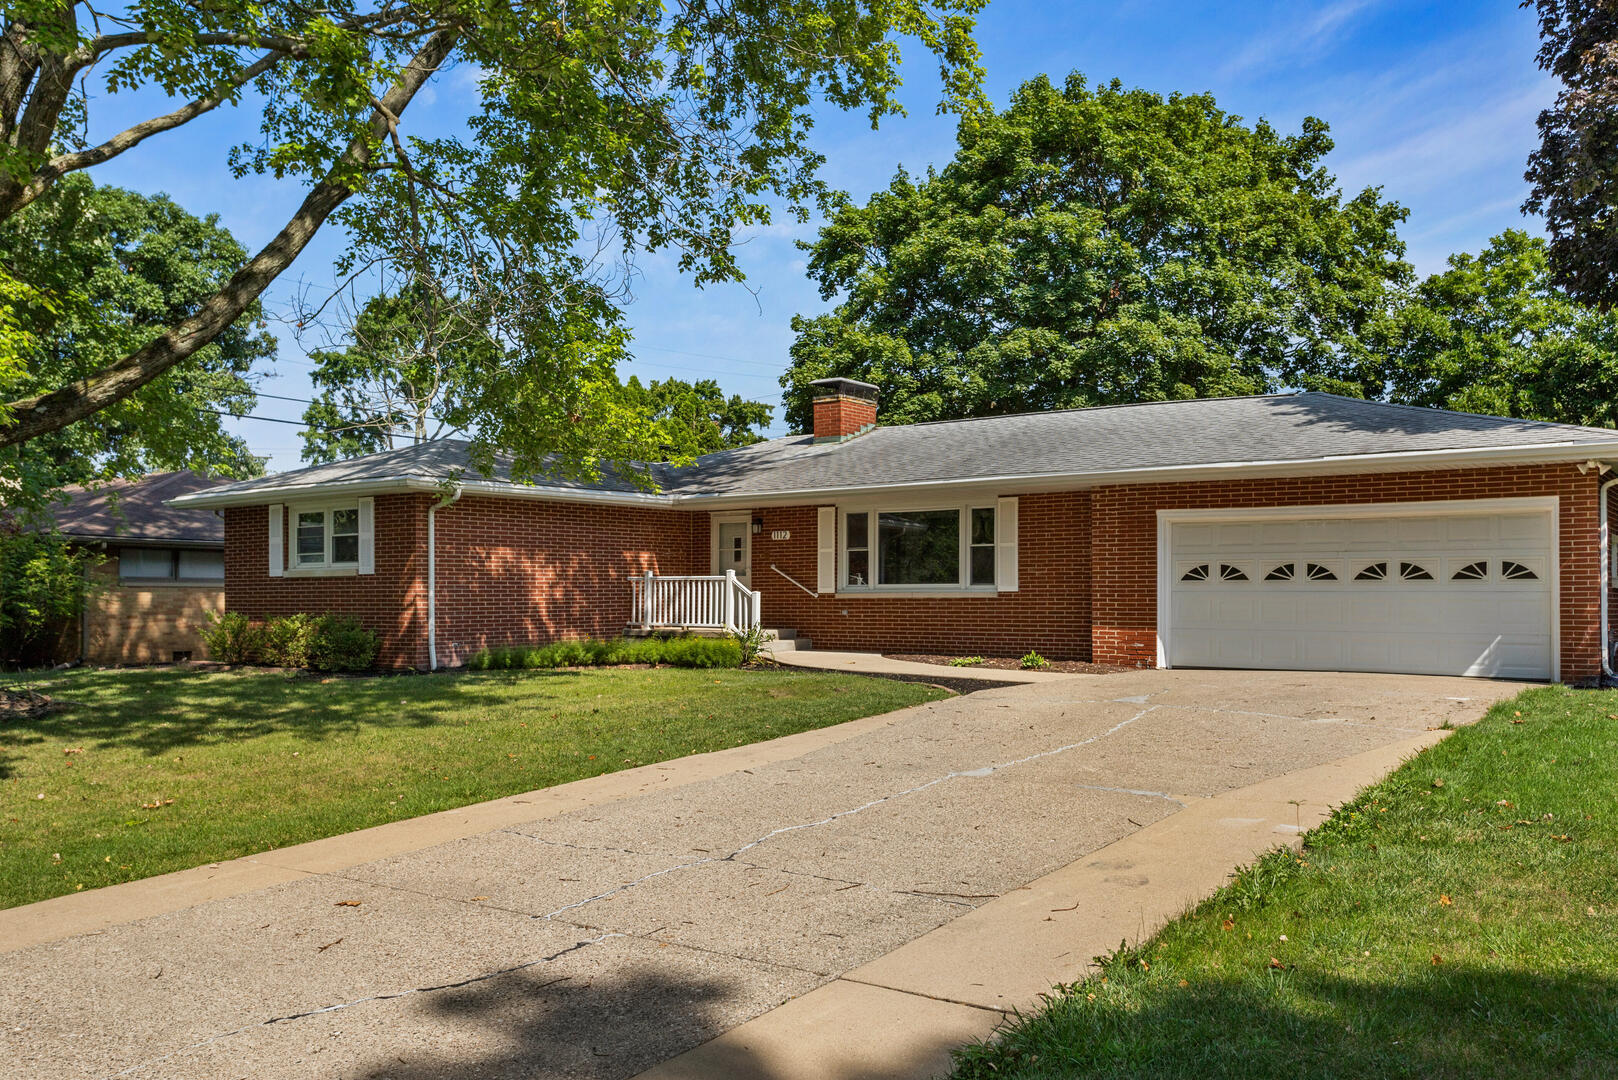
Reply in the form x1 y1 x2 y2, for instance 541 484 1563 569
1162 502 1556 680
717 521 752 587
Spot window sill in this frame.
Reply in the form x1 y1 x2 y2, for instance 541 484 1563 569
117 578 225 588
285 566 359 578
837 586 1002 599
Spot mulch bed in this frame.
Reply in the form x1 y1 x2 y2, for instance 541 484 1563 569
885 654 1130 675
0 686 68 721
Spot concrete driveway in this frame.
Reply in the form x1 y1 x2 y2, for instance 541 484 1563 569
0 669 1525 1079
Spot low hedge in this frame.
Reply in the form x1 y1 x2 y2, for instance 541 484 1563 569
466 635 742 671
201 611 379 672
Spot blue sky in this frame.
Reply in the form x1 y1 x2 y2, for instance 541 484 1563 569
86 0 1554 471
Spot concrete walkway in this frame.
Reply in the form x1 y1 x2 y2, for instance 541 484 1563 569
0 669 1524 1079
771 648 1075 683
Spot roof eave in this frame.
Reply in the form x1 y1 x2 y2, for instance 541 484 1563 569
165 440 1618 511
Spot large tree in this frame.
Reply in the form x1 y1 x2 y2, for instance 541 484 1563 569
780 73 1411 430
1523 0 1618 307
1380 229 1618 428
0 0 984 483
0 173 271 515
297 287 772 463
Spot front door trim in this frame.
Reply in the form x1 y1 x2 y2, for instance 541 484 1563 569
710 510 753 584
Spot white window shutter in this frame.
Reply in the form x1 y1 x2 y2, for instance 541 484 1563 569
816 506 836 594
267 503 284 577
996 496 1018 592
357 497 375 574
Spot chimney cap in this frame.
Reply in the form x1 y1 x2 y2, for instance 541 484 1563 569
809 377 879 401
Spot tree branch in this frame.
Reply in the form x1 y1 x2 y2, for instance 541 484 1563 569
0 50 283 220
0 26 460 449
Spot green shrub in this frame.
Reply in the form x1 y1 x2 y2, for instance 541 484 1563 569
1019 650 1050 670
949 656 985 667
465 635 742 671
306 615 379 672
256 612 317 667
200 611 378 671
200 611 262 664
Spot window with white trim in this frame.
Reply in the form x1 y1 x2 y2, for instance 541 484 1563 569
294 505 361 569
841 505 995 590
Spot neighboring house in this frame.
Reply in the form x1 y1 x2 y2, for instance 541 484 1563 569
170 381 1618 683
52 471 231 665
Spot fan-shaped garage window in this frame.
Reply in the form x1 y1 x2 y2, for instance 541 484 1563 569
1264 563 1295 581
1305 563 1337 581
1451 561 1487 581
1501 560 1538 581
1181 564 1210 582
1219 564 1249 581
1399 562 1434 581
1354 561 1388 581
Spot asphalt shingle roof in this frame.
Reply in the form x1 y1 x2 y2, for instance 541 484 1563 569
171 393 1618 507
52 471 231 545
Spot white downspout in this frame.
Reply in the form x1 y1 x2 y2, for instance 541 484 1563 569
427 486 464 671
1601 471 1618 682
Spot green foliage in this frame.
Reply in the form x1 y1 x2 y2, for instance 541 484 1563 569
297 286 775 464
0 529 94 666
466 636 742 671
948 656 985 667
732 625 772 665
200 611 378 671
0 0 986 483
782 73 1410 429
1378 230 1618 427
622 377 774 456
1523 1 1618 307
198 611 259 665
1019 650 1049 670
0 173 271 512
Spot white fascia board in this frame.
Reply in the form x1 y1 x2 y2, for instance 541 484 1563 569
168 439 1618 512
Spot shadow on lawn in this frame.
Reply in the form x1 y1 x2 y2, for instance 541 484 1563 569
0 667 592 767
954 965 1618 1080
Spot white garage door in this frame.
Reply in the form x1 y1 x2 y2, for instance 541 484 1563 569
1164 504 1555 680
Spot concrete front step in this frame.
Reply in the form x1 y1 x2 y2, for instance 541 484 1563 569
764 629 810 653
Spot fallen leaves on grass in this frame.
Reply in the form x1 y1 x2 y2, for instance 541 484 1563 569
140 798 174 810
1439 894 1454 906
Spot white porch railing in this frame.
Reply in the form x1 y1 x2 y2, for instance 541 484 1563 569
628 571 762 633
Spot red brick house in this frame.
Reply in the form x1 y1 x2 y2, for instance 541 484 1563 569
171 381 1618 683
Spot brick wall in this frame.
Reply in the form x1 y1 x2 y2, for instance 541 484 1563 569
224 495 432 668
71 556 223 665
1088 464 1604 681
432 495 706 666
745 492 1093 659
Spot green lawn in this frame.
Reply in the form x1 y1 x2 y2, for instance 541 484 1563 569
950 685 1618 1080
0 665 944 910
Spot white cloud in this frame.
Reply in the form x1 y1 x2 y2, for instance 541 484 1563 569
1219 0 1385 81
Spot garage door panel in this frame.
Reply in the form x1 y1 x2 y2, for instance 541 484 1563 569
1166 506 1554 680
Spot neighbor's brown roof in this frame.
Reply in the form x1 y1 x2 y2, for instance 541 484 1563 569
52 471 230 546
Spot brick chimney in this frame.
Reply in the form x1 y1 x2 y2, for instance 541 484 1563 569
809 378 879 443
